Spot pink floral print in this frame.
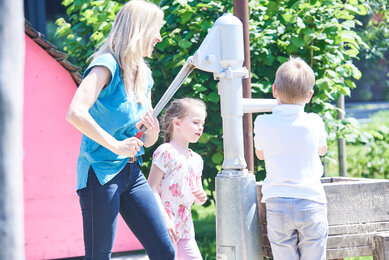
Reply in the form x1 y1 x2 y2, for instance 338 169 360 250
169 183 179 197
152 143 203 239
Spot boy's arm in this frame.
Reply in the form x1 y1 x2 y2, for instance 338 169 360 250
318 145 327 156
253 116 265 160
317 115 327 156
255 149 264 160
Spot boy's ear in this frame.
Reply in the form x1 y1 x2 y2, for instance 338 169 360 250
306 89 314 103
272 84 278 98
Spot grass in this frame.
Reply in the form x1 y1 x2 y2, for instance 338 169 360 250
192 202 217 260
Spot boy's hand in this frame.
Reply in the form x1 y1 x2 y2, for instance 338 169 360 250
193 188 207 205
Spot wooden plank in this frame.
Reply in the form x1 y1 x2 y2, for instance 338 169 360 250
324 180 389 225
327 233 374 249
373 232 389 260
327 246 372 259
329 222 389 236
261 246 272 257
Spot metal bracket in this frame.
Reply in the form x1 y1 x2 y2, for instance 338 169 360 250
214 66 249 80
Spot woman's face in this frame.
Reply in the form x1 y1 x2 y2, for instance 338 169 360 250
145 27 162 58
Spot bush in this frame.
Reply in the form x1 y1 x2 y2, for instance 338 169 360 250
56 0 369 201
346 111 389 179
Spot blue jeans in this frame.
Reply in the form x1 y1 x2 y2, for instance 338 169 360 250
77 162 175 260
266 198 328 260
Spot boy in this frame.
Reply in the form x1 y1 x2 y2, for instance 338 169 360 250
254 57 328 260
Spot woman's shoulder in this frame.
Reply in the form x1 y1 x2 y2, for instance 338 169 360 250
84 53 118 79
92 53 117 65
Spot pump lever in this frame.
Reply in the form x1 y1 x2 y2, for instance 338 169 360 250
135 58 195 139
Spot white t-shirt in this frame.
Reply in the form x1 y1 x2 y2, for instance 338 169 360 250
254 104 327 203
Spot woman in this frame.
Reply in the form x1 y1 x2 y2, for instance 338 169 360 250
66 1 175 259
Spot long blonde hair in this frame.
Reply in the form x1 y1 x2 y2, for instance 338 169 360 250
162 98 207 143
91 0 164 105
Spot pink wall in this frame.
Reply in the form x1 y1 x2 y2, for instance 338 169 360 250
24 35 143 259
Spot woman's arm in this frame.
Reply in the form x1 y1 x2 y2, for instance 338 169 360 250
148 164 177 242
66 66 143 157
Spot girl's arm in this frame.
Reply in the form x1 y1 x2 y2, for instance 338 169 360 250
66 66 143 157
193 169 207 206
148 164 177 242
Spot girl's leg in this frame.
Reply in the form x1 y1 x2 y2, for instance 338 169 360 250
176 238 203 260
77 166 127 260
119 163 175 260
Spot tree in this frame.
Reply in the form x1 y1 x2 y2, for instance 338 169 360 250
352 0 389 101
56 0 369 202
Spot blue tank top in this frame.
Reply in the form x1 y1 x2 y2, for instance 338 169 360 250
76 53 152 190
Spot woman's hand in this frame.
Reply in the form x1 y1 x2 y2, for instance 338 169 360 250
112 137 144 157
193 188 207 205
136 110 160 134
136 110 160 147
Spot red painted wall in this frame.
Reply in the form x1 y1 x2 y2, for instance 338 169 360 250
23 35 143 259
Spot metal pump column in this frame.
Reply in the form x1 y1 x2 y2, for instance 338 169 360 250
213 16 261 259
192 13 261 260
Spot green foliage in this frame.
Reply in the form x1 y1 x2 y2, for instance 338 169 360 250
56 0 370 201
352 0 389 100
249 0 367 139
346 111 389 179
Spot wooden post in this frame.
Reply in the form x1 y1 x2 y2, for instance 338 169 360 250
0 0 25 259
233 0 254 173
373 233 389 260
336 94 347 177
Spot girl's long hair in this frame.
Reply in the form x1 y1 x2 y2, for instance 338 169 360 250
90 0 164 105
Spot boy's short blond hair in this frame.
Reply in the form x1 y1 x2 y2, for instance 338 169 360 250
275 57 315 104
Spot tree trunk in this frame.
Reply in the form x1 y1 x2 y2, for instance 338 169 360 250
0 0 25 259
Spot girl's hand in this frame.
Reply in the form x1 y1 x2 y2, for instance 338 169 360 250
165 218 178 242
113 137 143 157
136 110 160 136
193 188 207 205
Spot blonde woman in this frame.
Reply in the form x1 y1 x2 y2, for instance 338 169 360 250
66 1 175 259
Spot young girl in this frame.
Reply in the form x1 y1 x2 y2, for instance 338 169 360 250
148 98 208 260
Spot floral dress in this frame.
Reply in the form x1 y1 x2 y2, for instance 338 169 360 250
152 143 203 239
